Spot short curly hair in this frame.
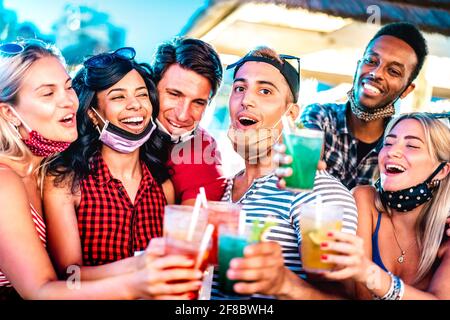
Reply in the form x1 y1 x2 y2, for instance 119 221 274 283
367 22 428 83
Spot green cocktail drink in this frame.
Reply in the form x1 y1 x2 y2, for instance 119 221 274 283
282 128 324 192
217 220 273 294
218 232 248 294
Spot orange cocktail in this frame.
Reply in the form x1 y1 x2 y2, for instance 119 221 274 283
299 203 343 273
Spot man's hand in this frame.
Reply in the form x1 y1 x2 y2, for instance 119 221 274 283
226 241 288 296
273 143 326 189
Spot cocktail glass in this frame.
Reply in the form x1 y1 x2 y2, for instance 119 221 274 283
282 128 324 192
299 202 343 273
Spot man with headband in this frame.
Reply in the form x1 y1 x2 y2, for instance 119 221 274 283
210 46 358 300
301 22 428 190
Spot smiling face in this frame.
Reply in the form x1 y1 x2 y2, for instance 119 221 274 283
378 118 440 191
94 69 153 134
13 56 79 143
156 63 211 135
354 35 417 109
229 61 294 133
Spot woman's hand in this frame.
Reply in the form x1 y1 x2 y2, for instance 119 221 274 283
132 238 203 300
273 143 326 189
319 231 371 284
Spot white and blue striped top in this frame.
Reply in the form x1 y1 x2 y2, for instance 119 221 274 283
210 170 358 300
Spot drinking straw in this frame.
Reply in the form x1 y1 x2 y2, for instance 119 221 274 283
188 194 202 241
315 195 323 229
199 187 208 208
195 224 215 269
238 208 246 235
198 265 214 300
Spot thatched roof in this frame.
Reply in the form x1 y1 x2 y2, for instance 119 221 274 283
201 0 450 36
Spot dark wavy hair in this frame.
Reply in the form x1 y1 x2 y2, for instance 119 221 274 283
151 37 223 98
48 51 170 191
147 37 223 163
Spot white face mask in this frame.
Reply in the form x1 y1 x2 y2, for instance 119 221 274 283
227 104 294 163
91 108 156 154
154 118 196 144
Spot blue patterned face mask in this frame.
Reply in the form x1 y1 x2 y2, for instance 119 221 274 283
376 162 447 212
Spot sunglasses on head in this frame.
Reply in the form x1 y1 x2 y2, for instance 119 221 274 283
431 112 450 127
279 54 301 78
431 112 450 119
0 38 49 56
83 47 136 69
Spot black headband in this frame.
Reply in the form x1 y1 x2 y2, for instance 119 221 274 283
226 54 300 102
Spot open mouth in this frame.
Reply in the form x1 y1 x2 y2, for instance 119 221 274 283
385 164 406 175
60 113 75 125
238 116 259 127
362 81 383 95
120 116 144 129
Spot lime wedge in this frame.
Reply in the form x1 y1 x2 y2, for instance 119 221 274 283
249 220 277 242
307 230 322 246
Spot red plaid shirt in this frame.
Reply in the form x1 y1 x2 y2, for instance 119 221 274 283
77 153 166 266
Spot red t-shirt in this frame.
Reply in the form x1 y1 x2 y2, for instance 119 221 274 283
167 127 226 203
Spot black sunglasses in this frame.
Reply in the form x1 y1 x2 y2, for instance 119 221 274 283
0 39 49 56
430 112 450 127
279 54 301 78
84 47 136 69
431 112 450 119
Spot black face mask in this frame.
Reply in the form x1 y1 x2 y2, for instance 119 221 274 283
376 162 447 212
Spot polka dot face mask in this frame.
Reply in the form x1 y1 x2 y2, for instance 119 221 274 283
375 162 447 212
21 130 71 157
9 106 71 157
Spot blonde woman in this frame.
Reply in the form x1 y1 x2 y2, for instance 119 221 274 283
0 40 201 300
321 113 450 299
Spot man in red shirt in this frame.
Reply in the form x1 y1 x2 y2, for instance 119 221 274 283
149 37 226 204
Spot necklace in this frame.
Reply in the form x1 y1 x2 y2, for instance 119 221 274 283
389 216 416 263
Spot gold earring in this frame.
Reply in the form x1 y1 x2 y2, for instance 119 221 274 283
427 180 441 189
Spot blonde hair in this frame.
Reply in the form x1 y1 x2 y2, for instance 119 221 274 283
375 112 450 283
0 41 64 176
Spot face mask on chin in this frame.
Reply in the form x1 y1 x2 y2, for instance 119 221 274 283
9 106 71 157
376 162 447 212
154 118 196 144
227 104 294 164
227 126 279 163
349 60 408 122
91 108 156 154
347 88 396 122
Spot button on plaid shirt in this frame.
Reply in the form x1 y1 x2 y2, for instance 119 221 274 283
77 153 166 266
300 102 383 190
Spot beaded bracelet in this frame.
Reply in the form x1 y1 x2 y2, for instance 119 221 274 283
372 272 404 300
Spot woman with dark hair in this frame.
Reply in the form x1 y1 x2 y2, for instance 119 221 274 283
44 48 201 296
0 41 201 300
